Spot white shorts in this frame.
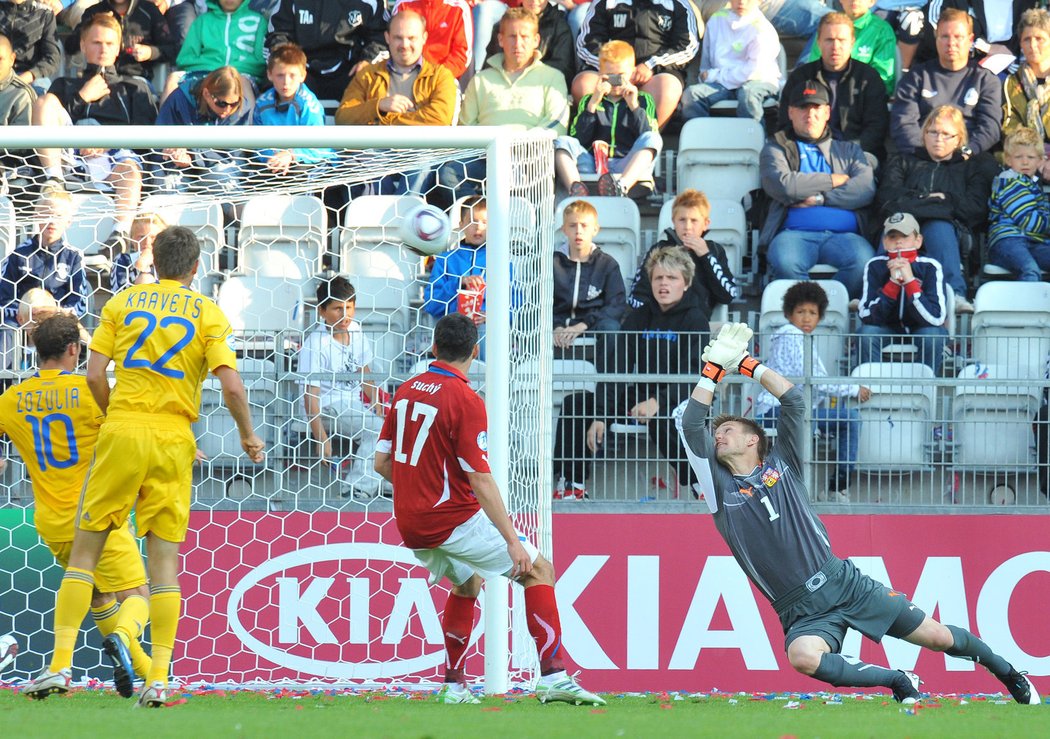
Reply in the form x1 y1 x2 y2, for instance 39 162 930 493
413 510 540 586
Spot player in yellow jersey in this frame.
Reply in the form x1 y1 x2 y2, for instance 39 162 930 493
0 313 152 694
26 227 266 707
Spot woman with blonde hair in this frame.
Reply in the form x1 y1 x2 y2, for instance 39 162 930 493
875 105 998 311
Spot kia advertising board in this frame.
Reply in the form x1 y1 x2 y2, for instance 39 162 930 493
177 512 1049 693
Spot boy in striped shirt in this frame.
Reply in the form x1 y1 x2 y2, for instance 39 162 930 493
987 127 1050 281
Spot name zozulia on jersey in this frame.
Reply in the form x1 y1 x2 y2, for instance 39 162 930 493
16 386 83 413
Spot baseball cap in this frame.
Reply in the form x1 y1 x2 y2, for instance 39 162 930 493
789 80 831 107
883 212 921 235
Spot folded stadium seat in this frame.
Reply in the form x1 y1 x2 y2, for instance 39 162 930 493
971 281 1050 378
554 195 641 292
950 363 1041 502
193 356 278 490
138 194 226 276
657 197 749 284
675 117 765 206
237 194 327 281
67 193 115 262
216 273 304 360
850 361 936 475
758 278 850 376
0 195 14 258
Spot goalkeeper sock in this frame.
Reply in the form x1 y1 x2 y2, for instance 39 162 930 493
51 567 95 673
441 593 477 683
114 595 152 680
812 652 901 688
945 625 1011 677
525 584 565 676
147 586 181 686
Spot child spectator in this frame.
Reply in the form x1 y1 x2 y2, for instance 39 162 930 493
110 212 166 293
422 196 488 322
299 275 386 500
264 0 388 102
0 189 88 330
553 246 704 500
251 42 333 175
553 199 626 349
754 280 870 503
169 0 267 103
0 34 34 127
629 189 738 319
484 0 575 90
987 127 1050 281
575 0 699 128
72 0 174 79
857 212 949 374
0 0 60 90
393 0 472 80
555 40 661 199
681 0 782 123
803 0 895 95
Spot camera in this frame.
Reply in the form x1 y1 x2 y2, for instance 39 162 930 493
607 73 624 86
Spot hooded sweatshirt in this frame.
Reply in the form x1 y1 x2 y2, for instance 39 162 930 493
176 0 267 77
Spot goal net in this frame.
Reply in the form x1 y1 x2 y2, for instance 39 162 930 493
0 126 555 692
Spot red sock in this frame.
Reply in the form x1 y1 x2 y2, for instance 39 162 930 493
525 584 564 675
442 593 476 682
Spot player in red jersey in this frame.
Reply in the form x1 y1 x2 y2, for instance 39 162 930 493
375 313 604 706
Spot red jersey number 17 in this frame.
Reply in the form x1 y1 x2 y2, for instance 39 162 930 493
393 398 438 466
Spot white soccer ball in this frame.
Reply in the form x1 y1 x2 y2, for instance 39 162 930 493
400 204 453 256
0 633 18 672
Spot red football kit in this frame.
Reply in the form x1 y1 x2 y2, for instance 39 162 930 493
377 361 490 548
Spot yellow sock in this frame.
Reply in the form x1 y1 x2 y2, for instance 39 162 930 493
51 567 94 673
115 595 152 679
90 599 120 635
147 587 180 686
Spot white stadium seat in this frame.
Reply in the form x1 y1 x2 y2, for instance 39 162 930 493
971 281 1050 376
238 194 327 280
952 363 1041 473
851 362 936 473
676 118 765 205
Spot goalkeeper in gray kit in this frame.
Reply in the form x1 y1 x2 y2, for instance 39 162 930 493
677 323 1040 704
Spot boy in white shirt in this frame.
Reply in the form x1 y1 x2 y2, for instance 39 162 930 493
681 0 782 123
299 275 387 500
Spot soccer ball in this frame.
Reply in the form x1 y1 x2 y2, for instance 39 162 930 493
399 204 453 256
0 634 18 672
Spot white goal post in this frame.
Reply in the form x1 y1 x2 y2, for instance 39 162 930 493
0 125 555 693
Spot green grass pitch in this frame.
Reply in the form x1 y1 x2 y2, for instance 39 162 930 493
2 687 1049 739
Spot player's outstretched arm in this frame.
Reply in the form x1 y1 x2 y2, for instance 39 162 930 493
86 350 113 413
467 470 533 578
214 366 266 463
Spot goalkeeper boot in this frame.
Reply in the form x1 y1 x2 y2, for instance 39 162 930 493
1000 669 1040 704
102 634 136 698
890 670 922 705
134 681 169 709
436 682 480 704
536 671 606 706
25 668 72 700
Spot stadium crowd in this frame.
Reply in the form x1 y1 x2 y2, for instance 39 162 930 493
2 1 1050 503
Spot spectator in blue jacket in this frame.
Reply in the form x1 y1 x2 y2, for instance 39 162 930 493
423 196 489 321
987 127 1050 281
251 42 334 174
0 189 89 330
857 212 948 373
